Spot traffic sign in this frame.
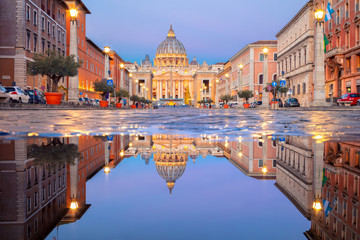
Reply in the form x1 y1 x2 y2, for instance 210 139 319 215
267 85 272 91
41 86 45 90
107 79 113 86
272 81 278 87
280 80 286 87
79 92 83 96
107 135 114 142
271 135 277 141
279 136 286 142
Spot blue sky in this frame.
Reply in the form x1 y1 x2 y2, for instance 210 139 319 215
84 0 309 64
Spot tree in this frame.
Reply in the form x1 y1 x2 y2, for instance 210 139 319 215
93 79 114 100
184 87 192 105
237 90 254 103
264 80 289 100
27 51 81 92
27 138 80 170
130 95 140 105
220 94 233 104
115 88 130 103
206 99 214 104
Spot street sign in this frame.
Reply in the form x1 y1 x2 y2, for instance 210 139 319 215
107 79 113 86
279 136 286 142
271 135 277 141
271 81 278 87
289 88 293 95
267 85 272 91
280 80 286 87
41 86 45 90
79 92 83 96
107 135 114 142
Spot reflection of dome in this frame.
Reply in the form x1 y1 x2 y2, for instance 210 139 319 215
190 57 198 65
156 25 187 56
154 152 188 195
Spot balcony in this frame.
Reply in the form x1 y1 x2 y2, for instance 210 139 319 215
325 47 344 58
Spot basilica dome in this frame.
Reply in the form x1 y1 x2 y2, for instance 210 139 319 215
154 25 189 67
156 25 187 56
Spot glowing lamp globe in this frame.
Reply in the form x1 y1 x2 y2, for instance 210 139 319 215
70 200 78 210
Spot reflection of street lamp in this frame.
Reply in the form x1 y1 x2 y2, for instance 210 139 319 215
68 9 79 103
312 200 322 211
262 47 269 108
261 166 268 174
313 9 326 106
70 199 79 210
104 166 110 173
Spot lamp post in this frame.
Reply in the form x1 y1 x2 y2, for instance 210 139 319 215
262 48 270 109
312 136 324 213
225 73 229 95
261 135 268 175
313 9 326 106
215 79 219 107
129 73 133 105
68 9 79 103
238 63 244 104
120 63 125 89
104 46 111 105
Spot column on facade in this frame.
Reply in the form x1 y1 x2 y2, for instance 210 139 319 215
173 81 176 98
136 82 139 95
313 20 326 106
262 53 269 108
209 81 212 100
180 81 183 99
165 81 168 98
157 81 160 100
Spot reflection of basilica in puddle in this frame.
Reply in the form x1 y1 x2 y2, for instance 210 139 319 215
0 134 359 239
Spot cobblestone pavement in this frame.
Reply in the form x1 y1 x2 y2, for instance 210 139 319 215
0 108 359 141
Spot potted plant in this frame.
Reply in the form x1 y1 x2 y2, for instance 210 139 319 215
93 79 114 107
237 90 254 108
220 94 233 108
27 51 81 105
115 88 130 108
27 137 80 170
130 95 140 108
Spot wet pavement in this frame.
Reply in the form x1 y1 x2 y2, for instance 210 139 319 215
0 109 360 239
0 108 360 141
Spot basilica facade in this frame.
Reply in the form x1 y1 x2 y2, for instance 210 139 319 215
126 25 224 105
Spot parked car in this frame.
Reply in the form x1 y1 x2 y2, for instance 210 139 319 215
92 99 100 107
270 99 283 107
229 102 239 108
284 98 300 107
337 93 360 106
0 85 10 103
25 89 46 104
5 86 30 103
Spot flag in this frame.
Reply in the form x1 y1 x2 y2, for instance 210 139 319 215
325 2 335 22
324 34 330 53
323 199 333 217
322 168 328 187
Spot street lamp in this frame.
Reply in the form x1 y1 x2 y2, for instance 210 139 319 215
104 46 111 104
104 166 110 173
262 47 269 108
68 8 79 103
70 199 79 210
312 200 322 211
104 46 110 54
313 8 326 106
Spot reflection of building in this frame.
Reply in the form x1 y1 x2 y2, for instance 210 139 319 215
126 26 224 105
275 136 314 219
0 139 67 240
219 137 277 179
125 135 223 193
305 141 360 239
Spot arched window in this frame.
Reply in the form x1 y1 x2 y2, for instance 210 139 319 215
273 74 277 81
259 74 263 84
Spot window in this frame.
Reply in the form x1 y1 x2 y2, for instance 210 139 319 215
299 50 301 66
259 159 263 167
292 85 295 95
337 9 340 25
27 197 31 213
274 53 278 61
304 48 307 64
346 3 349 19
259 74 263 84
353 208 357 226
297 84 300 95
33 34 37 52
294 54 296 69
26 5 30 21
260 53 264 61
34 218 38 233
273 160 276 168
48 183 51 197
343 201 347 217
41 16 45 31
27 224 31 239
52 25 55 38
47 21 50 35
34 192 38 208
303 83 306 94
41 38 45 52
33 10 37 26
26 31 30 50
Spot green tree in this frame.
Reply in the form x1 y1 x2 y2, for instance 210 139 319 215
220 94 233 104
27 51 81 92
263 80 289 100
130 95 140 105
27 138 80 170
237 90 254 103
115 88 130 103
93 79 114 100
